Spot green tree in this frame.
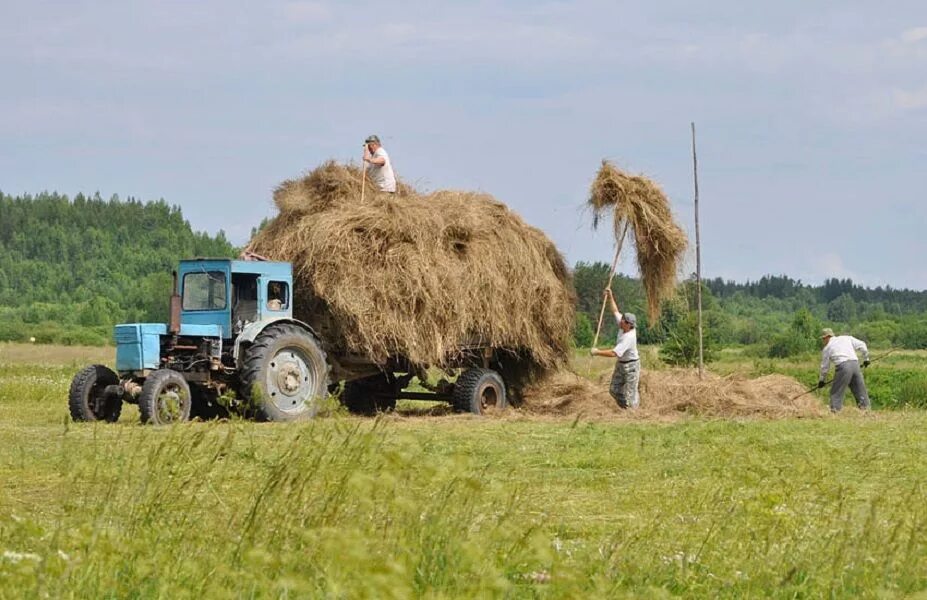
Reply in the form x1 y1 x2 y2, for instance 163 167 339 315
827 293 858 323
573 312 594 348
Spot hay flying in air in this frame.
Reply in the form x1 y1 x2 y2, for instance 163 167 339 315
246 161 576 388
588 161 688 322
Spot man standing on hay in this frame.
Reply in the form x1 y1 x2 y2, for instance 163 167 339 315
591 289 640 409
362 134 396 193
818 328 871 412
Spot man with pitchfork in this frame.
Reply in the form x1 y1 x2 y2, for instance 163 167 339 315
591 289 640 409
818 327 871 412
362 134 396 193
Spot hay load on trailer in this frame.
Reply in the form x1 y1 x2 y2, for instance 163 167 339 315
245 161 576 414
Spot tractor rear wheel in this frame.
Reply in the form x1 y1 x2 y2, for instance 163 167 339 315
240 323 329 421
139 369 192 425
68 365 122 422
453 368 508 415
341 374 398 415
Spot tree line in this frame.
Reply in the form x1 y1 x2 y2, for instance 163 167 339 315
0 192 236 344
574 263 927 363
3 192 927 352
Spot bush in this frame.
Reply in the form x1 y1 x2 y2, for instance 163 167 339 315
765 309 820 358
58 326 109 346
895 320 927 350
659 313 715 367
0 319 28 342
766 332 809 358
573 312 594 348
897 375 927 409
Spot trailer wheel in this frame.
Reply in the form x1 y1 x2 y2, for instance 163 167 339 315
453 368 507 415
139 369 192 425
68 365 122 422
342 374 397 416
240 323 329 421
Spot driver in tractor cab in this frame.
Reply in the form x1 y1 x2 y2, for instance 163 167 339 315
267 282 285 311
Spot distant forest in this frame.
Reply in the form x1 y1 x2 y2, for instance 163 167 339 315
2 192 927 349
0 192 236 344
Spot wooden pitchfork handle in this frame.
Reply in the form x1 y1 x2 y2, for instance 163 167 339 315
592 220 631 348
360 149 367 203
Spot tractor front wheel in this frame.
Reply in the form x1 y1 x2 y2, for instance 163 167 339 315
139 369 192 425
240 323 329 421
68 365 122 422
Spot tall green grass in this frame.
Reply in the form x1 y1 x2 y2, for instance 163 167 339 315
4 357 927 597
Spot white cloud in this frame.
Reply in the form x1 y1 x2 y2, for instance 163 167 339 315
893 86 927 110
280 1 332 24
901 26 927 44
814 253 858 282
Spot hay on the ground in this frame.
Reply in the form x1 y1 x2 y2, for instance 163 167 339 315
520 368 825 419
246 161 576 385
588 161 688 322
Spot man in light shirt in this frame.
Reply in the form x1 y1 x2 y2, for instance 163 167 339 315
818 327 871 412
362 134 397 193
590 289 640 409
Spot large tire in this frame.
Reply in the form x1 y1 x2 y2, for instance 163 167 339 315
341 374 398 416
68 364 122 422
453 368 507 415
240 323 329 421
139 369 192 425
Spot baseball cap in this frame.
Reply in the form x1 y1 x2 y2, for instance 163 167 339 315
622 313 637 327
364 134 380 144
821 327 835 339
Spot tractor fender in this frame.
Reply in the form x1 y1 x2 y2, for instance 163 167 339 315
233 317 320 366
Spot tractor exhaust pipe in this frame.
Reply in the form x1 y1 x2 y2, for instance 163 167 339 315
169 270 181 335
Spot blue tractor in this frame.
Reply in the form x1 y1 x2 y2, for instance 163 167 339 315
69 257 512 424
68 258 330 424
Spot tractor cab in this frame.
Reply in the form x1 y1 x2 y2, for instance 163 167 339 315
91 256 328 425
177 258 293 338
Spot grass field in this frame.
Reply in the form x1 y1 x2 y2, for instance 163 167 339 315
3 343 927 598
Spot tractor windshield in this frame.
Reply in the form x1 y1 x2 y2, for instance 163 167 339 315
182 271 228 310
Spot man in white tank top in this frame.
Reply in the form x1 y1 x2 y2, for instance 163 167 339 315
362 134 397 193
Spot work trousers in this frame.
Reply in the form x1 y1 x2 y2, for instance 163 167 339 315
830 360 870 412
609 360 640 409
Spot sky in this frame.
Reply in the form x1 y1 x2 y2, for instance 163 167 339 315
3 1 926 289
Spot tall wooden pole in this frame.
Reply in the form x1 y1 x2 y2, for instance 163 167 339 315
691 122 704 379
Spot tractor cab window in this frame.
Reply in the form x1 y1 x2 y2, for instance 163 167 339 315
267 281 289 311
232 274 259 326
182 271 227 310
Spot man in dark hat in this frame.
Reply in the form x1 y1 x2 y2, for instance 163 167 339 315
591 288 640 409
818 327 871 412
362 134 396 193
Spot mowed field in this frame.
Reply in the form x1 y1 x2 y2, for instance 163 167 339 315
3 343 927 598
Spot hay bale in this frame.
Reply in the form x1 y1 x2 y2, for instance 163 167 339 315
588 161 688 322
246 162 576 386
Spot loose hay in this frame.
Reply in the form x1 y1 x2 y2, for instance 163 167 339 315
520 368 825 419
246 161 576 386
588 161 688 322
639 371 826 418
